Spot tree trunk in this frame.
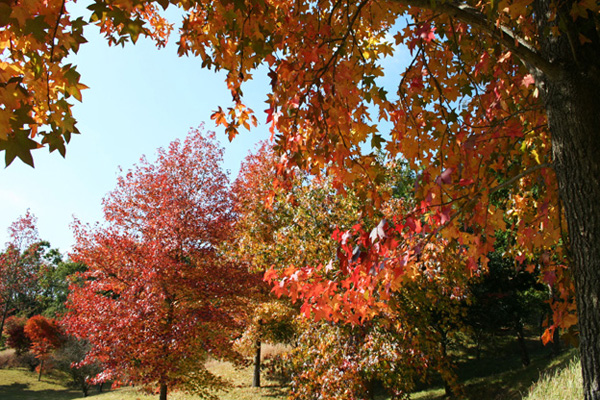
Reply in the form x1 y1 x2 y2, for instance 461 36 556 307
515 323 530 367
252 339 261 388
534 1 600 398
38 359 43 381
0 299 10 343
439 333 455 398
159 383 167 400
546 74 600 399
552 323 561 357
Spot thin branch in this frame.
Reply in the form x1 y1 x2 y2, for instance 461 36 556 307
47 0 66 110
490 162 551 193
391 0 563 80
49 0 66 63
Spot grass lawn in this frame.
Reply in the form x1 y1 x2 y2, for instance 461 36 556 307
0 339 580 400
0 356 288 400
410 333 579 400
0 368 82 400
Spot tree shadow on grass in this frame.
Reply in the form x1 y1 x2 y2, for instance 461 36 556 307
0 382 82 400
260 383 289 398
411 348 578 400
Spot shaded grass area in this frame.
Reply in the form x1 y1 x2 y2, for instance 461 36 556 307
205 359 288 400
411 331 578 400
0 368 82 400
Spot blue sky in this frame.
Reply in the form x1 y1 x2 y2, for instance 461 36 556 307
0 8 271 252
0 5 408 253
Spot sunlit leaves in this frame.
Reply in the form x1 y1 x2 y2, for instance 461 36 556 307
0 211 43 332
3 0 586 354
0 0 89 165
64 127 253 397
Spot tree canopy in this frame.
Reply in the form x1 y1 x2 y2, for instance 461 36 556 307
63 128 254 400
2 0 600 398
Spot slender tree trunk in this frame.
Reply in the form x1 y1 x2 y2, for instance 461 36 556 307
0 299 10 342
439 333 455 398
252 339 261 388
38 359 43 381
552 324 561 357
515 323 530 367
159 383 167 400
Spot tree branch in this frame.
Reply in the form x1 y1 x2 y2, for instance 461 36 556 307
490 162 552 193
391 0 563 80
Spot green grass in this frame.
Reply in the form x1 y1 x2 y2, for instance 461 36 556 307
524 355 582 400
0 368 82 400
0 340 582 400
410 333 580 400
0 362 287 400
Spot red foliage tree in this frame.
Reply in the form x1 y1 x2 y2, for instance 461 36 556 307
24 315 63 380
0 211 43 336
63 127 254 400
4 316 31 356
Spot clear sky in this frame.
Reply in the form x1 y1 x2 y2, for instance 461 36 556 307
0 5 407 253
0 7 271 252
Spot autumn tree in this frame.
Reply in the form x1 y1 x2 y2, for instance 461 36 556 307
63 127 252 400
230 142 300 388
52 336 103 397
0 211 44 337
197 1 594 396
4 0 600 397
235 144 468 397
24 314 64 381
3 315 31 356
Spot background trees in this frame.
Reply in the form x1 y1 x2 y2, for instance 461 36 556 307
233 144 474 398
63 127 254 400
0 211 44 336
23 315 63 381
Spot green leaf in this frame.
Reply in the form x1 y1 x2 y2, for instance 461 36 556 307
24 15 50 42
123 18 146 44
371 133 385 150
0 3 12 27
0 130 39 167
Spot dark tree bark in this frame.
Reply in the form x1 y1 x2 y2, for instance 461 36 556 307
0 300 10 342
159 383 167 400
515 322 530 367
546 75 600 399
252 339 261 388
535 1 600 397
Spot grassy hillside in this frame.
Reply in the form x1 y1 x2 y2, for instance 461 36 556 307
411 349 579 400
0 360 287 400
0 347 581 400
